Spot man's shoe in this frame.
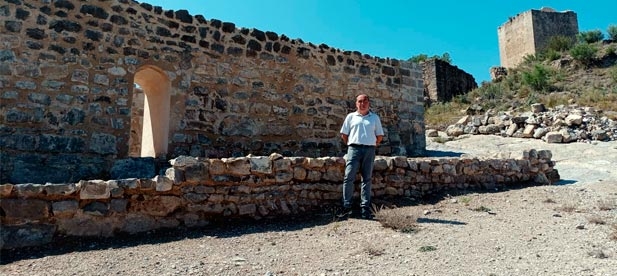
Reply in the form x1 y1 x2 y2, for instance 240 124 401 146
361 208 374 220
337 207 352 219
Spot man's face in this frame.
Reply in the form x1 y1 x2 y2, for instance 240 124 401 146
356 95 369 114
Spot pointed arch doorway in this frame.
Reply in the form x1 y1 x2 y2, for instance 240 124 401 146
129 65 171 158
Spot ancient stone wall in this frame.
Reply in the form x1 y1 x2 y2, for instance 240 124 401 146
498 8 578 68
0 0 425 184
423 59 477 104
0 149 558 249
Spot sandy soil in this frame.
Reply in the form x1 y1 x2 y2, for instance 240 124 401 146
1 135 616 276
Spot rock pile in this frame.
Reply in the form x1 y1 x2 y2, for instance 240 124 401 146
440 104 617 143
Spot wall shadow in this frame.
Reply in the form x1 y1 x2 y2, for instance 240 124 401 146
0 181 553 264
0 212 337 264
424 150 464 157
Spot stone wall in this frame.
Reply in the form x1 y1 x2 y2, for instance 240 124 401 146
498 7 578 68
423 59 477 104
0 149 558 249
0 0 425 184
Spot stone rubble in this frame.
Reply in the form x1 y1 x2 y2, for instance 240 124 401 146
443 104 617 143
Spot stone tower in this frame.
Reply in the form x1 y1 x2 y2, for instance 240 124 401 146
497 7 579 68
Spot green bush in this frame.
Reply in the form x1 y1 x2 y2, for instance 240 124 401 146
570 43 598 67
608 25 617 41
408 52 452 64
544 49 561 61
546 35 575 52
578 30 604 43
607 45 616 56
522 64 551 91
522 53 542 64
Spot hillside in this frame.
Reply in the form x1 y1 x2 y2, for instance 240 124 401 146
425 41 617 130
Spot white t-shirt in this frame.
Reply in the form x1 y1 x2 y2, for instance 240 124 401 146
340 111 384 146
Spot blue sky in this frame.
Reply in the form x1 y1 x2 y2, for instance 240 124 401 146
145 1 616 83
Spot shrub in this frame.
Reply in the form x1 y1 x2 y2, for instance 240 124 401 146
522 64 551 91
522 53 543 64
374 206 419 233
546 35 575 52
608 25 617 41
606 45 616 56
570 43 598 67
578 30 604 43
544 49 561 61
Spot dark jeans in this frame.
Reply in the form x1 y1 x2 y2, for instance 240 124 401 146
342 144 376 209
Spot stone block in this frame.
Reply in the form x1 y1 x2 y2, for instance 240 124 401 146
15 183 44 197
0 184 13 197
52 200 79 217
249 156 272 174
1 199 49 220
544 132 563 143
165 167 185 184
154 175 173 192
79 180 110 199
130 196 182 217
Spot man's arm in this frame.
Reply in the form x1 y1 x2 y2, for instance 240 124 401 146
376 135 383 146
341 133 349 145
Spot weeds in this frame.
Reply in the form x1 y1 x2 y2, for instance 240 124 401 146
419 245 437 252
556 203 577 213
598 199 616 211
610 224 617 241
373 205 419 233
588 249 609 259
472 206 492 212
364 244 385 256
460 197 472 205
587 215 606 225
542 198 556 204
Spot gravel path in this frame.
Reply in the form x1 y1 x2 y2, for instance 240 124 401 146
1 135 616 276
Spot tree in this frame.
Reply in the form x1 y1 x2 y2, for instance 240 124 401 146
608 25 617 41
408 52 452 64
578 30 604 43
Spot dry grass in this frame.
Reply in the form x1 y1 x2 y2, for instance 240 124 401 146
598 199 616 211
588 249 609 259
587 215 606 225
542 198 557 204
373 206 420 233
556 203 578 213
471 206 492 212
363 244 385 256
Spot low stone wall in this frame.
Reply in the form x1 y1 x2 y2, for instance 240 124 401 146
0 150 558 249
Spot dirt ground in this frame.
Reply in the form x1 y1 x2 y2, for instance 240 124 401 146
1 135 616 276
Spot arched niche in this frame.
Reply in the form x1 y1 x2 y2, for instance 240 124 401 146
129 65 171 158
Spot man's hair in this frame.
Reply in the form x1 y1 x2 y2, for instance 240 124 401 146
355 94 369 101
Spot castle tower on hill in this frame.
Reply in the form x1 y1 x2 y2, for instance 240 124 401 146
498 7 579 68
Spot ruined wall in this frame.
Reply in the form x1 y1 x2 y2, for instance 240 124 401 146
0 0 426 184
498 8 578 68
0 149 558 249
423 59 477 104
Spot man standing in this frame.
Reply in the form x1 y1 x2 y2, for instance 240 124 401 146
338 94 384 219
